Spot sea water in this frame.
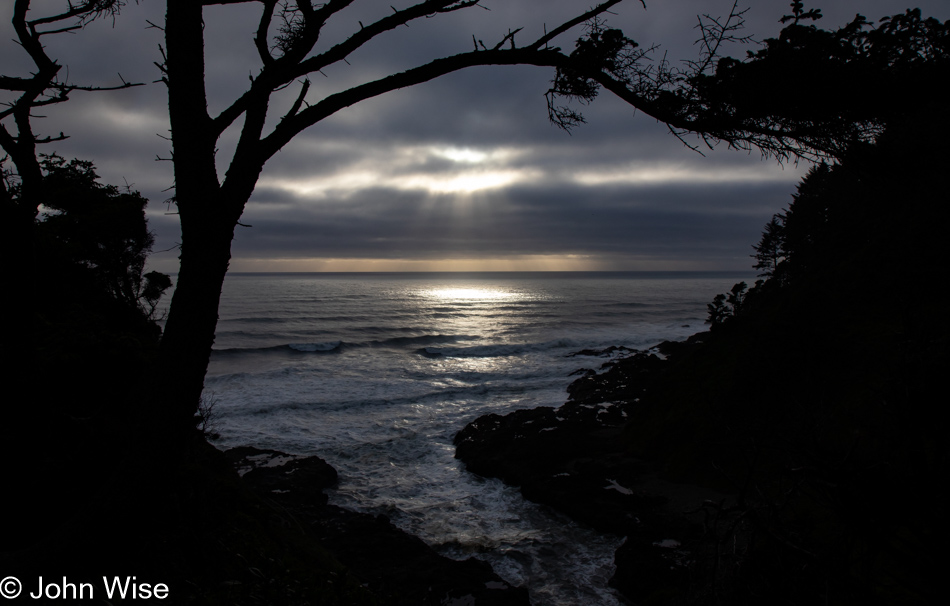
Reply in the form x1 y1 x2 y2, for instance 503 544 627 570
201 271 751 605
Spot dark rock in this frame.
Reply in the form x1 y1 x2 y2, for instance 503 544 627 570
225 446 338 505
227 446 528 606
567 345 635 357
611 536 691 601
314 506 528 606
454 339 730 603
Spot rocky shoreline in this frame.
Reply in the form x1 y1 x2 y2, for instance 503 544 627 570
222 336 744 604
225 446 529 606
454 336 739 603
222 335 718 604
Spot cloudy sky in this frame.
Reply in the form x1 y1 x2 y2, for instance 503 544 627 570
4 1 947 273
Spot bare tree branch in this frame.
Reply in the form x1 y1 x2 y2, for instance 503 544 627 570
492 27 523 51
294 1 483 78
528 0 629 50
27 0 129 28
201 0 268 5
2 0 144 214
260 47 566 160
254 0 279 66
283 78 311 120
212 0 629 142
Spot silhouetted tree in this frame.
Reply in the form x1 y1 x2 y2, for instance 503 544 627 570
706 281 747 327
678 5 949 160
702 115 948 603
706 293 731 327
1 0 142 412
34 154 172 317
7 153 171 465
726 282 747 315
752 214 786 279
703 3 949 329
1 1 141 239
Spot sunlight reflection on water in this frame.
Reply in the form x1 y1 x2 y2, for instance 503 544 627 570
423 286 524 300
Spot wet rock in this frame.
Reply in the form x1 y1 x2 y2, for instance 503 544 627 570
454 338 727 603
226 446 528 606
225 446 337 505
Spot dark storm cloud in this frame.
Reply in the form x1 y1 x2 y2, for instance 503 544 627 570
5 1 948 271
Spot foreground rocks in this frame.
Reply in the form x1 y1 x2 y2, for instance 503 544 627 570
225 446 528 606
454 337 738 603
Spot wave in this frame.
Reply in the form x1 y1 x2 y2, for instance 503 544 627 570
211 342 342 357
420 338 582 359
212 333 481 357
602 301 652 308
289 341 343 353
220 376 565 417
371 334 478 348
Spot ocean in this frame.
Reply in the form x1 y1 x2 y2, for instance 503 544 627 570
200 271 752 605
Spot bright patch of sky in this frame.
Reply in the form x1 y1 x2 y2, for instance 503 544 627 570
572 164 800 186
258 143 799 200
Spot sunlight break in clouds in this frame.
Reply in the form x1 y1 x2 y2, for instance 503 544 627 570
229 255 610 273
397 169 532 194
258 141 798 200
432 147 492 164
261 168 533 196
571 163 803 186
258 144 530 196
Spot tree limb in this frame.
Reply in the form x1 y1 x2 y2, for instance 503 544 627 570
294 1 486 78
2 0 144 216
529 0 631 50
211 0 630 140
254 0 278 66
261 47 567 160
283 78 311 120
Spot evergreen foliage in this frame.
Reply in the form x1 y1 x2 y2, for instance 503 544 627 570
688 6 950 158
672 119 946 602
751 214 786 279
33 155 171 317
674 6 949 601
15 155 172 424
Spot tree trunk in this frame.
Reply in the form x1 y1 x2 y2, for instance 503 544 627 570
157 0 225 431
157 207 238 430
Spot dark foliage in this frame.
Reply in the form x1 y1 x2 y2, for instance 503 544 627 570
706 282 748 327
669 9 949 599
682 6 950 159
33 155 171 317
3 156 172 554
5 155 172 413
751 214 786 279
653 121 946 602
546 20 647 130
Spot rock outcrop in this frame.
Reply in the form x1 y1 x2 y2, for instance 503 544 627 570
454 339 736 603
226 446 529 606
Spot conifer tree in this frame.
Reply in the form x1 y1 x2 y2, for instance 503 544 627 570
752 214 787 279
